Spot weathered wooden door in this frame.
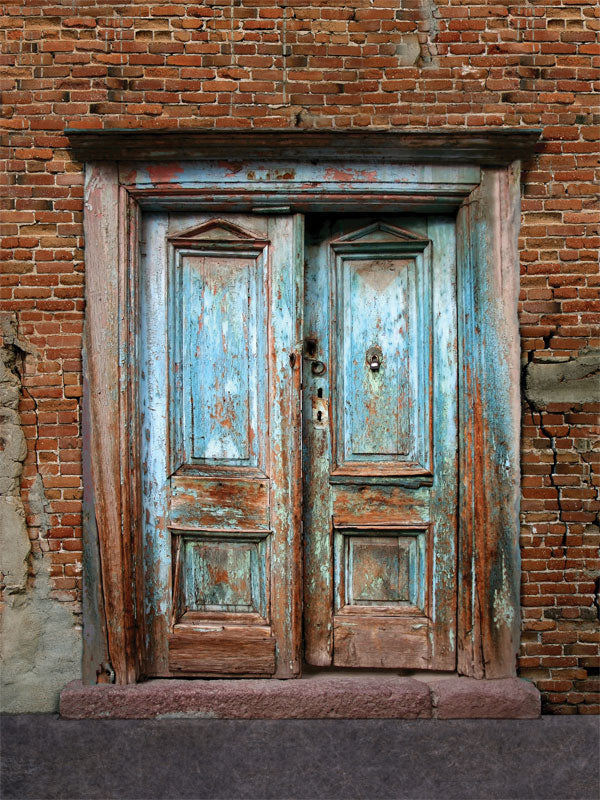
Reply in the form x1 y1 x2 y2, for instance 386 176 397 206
302 216 458 670
140 211 457 678
140 213 303 678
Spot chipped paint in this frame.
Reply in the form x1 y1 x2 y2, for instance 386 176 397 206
216 160 246 177
324 167 378 183
493 557 516 630
139 212 302 678
147 162 185 187
456 166 521 679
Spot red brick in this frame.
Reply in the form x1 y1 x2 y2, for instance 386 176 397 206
2 0 597 715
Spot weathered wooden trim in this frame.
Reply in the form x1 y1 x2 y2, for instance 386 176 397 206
456 163 522 678
118 160 482 214
268 213 304 678
127 194 146 679
67 128 540 166
83 164 137 683
168 627 276 676
81 361 110 684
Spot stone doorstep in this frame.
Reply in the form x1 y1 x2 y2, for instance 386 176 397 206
60 676 540 720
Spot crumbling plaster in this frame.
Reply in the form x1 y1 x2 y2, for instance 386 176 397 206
0 313 81 713
524 348 600 410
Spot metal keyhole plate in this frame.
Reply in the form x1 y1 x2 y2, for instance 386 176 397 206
312 396 328 429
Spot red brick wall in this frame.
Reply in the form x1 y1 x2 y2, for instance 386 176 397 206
2 0 598 713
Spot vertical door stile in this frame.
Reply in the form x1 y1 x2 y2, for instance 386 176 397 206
268 214 304 678
303 219 334 666
429 216 459 668
139 212 171 676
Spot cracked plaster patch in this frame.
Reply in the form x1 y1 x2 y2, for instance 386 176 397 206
524 348 600 409
1 552 82 713
0 312 81 712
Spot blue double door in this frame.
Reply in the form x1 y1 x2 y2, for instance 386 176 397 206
140 211 458 677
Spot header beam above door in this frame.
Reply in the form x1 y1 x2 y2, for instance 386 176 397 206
66 128 541 166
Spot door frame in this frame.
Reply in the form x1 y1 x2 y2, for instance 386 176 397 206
72 129 540 685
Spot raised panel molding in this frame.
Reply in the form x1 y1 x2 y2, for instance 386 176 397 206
331 222 432 478
335 527 427 612
168 219 269 477
171 532 269 619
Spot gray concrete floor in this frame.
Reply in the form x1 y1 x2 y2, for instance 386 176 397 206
1 715 599 800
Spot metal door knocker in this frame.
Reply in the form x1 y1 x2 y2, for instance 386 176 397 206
366 345 383 372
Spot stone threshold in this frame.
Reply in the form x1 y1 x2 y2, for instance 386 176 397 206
60 675 540 720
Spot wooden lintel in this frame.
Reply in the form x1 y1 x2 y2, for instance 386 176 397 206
66 128 541 166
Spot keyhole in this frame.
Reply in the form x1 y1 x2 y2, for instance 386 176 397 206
305 338 317 358
317 388 323 398
317 410 322 422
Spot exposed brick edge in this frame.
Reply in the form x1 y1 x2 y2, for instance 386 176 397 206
59 677 540 720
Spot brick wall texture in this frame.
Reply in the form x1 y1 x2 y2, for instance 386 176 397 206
1 0 599 713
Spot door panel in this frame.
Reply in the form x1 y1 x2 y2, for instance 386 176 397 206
169 218 269 475
332 226 431 475
183 253 264 464
140 212 303 678
303 215 457 670
337 528 426 609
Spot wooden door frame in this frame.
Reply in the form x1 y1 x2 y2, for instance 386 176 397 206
72 129 540 685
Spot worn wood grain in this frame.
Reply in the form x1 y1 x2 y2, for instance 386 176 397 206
117 161 485 215
139 211 172 676
302 217 334 666
140 212 302 678
172 534 269 617
333 485 429 526
331 223 431 477
456 165 522 679
127 195 147 681
333 616 430 669
84 163 136 684
267 214 304 678
67 128 541 165
168 218 269 475
82 157 526 686
169 626 276 675
303 214 456 673
428 215 459 671
169 477 269 530
334 527 428 612
81 354 110 684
